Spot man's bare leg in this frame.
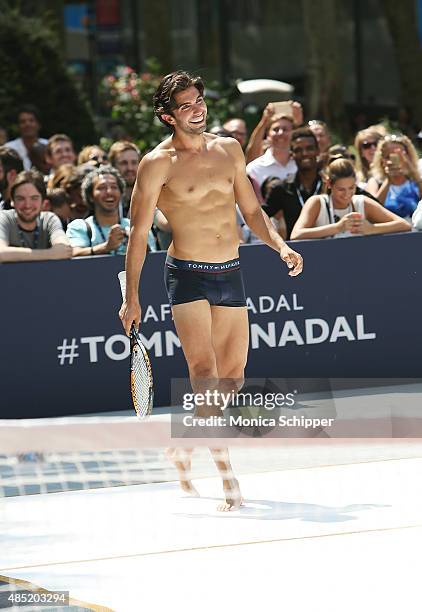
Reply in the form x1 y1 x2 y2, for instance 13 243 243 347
210 305 249 510
170 300 247 510
166 300 217 497
165 447 199 496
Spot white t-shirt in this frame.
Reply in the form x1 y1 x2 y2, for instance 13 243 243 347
5 137 48 170
246 148 297 189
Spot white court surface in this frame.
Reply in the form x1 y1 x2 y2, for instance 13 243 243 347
2 446 422 612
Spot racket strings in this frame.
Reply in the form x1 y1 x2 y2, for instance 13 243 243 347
131 344 153 417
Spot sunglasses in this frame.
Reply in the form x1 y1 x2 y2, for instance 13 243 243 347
361 141 378 150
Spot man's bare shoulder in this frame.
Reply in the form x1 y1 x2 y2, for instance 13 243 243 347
138 140 174 182
206 135 244 169
141 139 174 166
207 134 244 157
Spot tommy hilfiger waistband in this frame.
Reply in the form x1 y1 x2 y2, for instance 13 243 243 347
165 255 240 273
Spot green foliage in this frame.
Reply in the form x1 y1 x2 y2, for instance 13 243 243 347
100 59 239 151
0 8 97 148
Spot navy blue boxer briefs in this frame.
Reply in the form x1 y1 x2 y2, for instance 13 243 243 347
164 255 247 307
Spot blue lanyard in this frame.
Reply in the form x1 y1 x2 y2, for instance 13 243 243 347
92 216 108 243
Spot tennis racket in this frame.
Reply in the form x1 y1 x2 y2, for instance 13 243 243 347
118 271 154 418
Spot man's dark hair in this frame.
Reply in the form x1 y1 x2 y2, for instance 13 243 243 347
0 146 24 175
11 169 47 201
153 71 205 128
17 104 41 123
290 128 318 148
47 187 70 209
81 164 125 208
261 176 282 200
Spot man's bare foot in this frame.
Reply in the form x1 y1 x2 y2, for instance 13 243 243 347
165 448 199 497
180 479 200 497
218 478 243 512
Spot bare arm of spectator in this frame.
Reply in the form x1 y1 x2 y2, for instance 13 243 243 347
291 196 410 240
245 102 303 164
0 214 72 262
368 178 389 204
367 162 398 203
154 209 171 233
290 197 338 239
0 241 72 261
367 154 422 204
274 210 287 240
362 198 411 233
291 102 304 128
366 177 381 197
0 240 72 262
245 104 274 164
71 225 127 257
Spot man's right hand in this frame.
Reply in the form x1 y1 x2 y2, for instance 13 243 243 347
49 243 73 260
119 299 141 336
106 225 127 252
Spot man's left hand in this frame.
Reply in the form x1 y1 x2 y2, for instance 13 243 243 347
280 245 303 277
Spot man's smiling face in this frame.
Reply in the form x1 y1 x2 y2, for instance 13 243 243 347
167 86 207 135
291 137 319 171
92 174 121 213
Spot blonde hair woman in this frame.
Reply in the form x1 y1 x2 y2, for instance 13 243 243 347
354 128 384 186
77 145 107 166
366 134 422 219
291 158 410 240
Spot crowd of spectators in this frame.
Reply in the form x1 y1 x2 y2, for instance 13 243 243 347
1 99 421 264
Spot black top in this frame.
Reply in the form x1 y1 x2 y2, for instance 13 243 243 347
262 173 323 239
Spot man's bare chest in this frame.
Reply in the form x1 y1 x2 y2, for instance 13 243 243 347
162 150 235 200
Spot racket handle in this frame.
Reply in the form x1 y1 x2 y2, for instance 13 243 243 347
118 272 136 337
118 271 126 300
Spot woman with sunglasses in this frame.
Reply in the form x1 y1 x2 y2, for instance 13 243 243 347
354 127 385 187
290 158 411 240
366 134 422 220
77 145 108 167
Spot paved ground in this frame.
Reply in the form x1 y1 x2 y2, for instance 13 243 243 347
1 449 421 611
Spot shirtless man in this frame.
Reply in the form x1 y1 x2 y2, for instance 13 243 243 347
119 71 303 511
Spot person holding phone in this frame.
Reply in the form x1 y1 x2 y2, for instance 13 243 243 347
246 109 299 189
366 134 422 220
290 158 411 240
245 100 303 164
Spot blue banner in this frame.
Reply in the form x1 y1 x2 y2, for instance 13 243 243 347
1 233 421 418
